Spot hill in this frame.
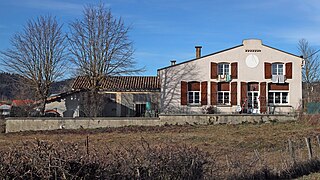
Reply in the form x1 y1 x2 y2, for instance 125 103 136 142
0 73 21 100
0 73 74 100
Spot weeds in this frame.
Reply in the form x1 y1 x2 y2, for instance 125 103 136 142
0 139 208 179
1 120 320 179
226 159 320 180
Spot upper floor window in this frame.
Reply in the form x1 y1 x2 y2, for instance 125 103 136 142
218 63 230 76
272 63 284 75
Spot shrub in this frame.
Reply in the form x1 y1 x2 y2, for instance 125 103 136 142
0 140 208 179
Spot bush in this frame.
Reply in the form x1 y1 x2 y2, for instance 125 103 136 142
202 105 219 114
0 140 208 179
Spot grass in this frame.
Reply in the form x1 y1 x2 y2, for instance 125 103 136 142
296 173 320 180
1 119 320 178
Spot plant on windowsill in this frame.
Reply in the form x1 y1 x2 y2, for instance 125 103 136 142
202 105 219 114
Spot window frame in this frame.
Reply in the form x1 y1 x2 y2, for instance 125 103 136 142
188 91 201 105
218 63 230 76
272 63 285 76
268 91 289 105
217 91 230 105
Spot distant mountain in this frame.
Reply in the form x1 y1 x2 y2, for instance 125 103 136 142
0 73 21 100
50 78 74 95
0 73 74 100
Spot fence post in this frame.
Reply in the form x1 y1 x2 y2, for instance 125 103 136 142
305 137 313 160
288 139 295 163
86 135 89 156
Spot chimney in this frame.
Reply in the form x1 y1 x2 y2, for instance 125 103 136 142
195 46 202 59
170 60 176 66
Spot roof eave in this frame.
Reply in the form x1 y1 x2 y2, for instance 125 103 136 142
262 44 302 59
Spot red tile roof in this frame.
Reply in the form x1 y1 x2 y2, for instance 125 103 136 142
72 76 160 92
12 99 34 107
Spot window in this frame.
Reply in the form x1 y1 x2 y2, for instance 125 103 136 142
187 81 200 105
188 91 200 104
272 63 284 75
218 63 230 75
217 82 230 105
268 91 288 104
217 91 230 105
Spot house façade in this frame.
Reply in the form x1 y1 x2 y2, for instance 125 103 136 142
158 39 303 114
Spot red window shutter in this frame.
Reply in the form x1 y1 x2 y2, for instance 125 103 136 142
241 82 247 105
231 62 238 79
211 82 217 105
218 82 230 91
188 81 200 91
201 81 207 105
264 63 272 79
181 81 188 105
269 83 289 90
260 82 267 113
231 82 237 105
211 62 218 79
286 62 292 79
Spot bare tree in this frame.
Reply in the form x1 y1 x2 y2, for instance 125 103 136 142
298 39 320 103
0 15 68 115
68 3 143 117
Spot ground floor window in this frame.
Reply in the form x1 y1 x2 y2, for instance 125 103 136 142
268 91 288 104
218 91 230 105
188 91 200 104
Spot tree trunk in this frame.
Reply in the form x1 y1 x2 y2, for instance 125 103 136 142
41 98 46 116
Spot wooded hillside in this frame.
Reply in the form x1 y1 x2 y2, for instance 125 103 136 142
0 73 73 100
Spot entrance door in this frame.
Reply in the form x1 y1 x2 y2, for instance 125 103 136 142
247 91 260 114
135 104 146 117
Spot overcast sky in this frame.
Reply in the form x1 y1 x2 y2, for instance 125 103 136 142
0 0 320 77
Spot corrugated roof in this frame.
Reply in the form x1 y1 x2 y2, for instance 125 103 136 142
72 76 160 92
46 90 82 103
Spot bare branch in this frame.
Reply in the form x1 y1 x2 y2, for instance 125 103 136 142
0 15 69 115
298 39 320 83
68 3 144 117
298 39 320 104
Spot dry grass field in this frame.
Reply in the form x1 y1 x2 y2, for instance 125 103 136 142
1 117 320 179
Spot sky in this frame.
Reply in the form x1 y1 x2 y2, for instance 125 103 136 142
1 0 320 78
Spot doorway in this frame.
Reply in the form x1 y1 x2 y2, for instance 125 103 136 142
247 82 260 114
135 104 146 117
247 91 260 113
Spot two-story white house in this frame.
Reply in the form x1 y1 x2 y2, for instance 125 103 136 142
158 39 303 114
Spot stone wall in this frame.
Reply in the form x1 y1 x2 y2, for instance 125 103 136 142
159 114 297 125
4 114 297 133
5 117 161 133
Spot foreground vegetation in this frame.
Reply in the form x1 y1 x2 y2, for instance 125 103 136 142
0 117 320 179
